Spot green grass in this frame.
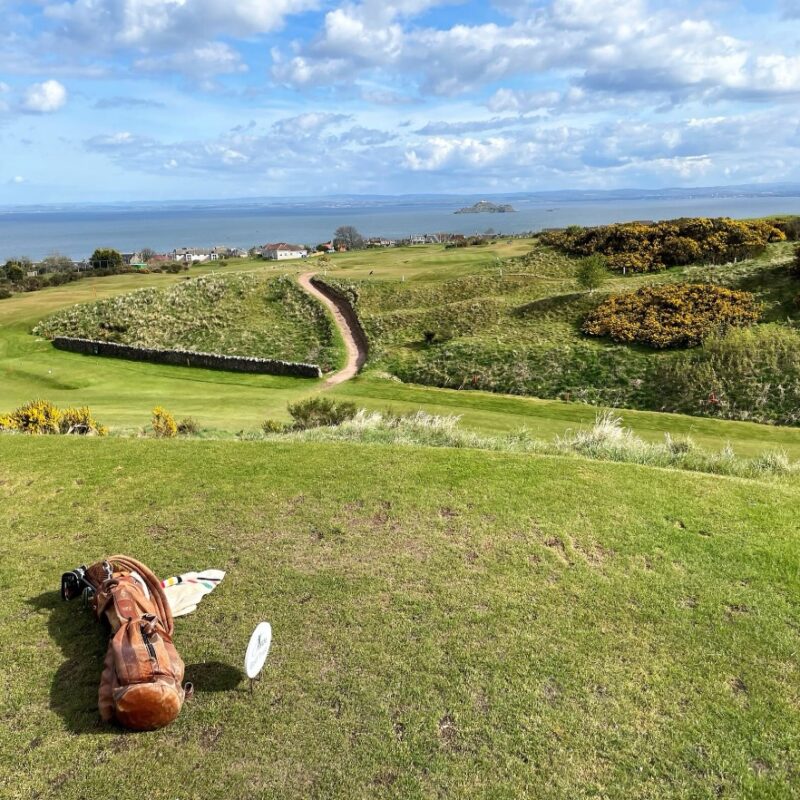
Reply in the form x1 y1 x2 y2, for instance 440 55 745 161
33 273 344 371
4 258 800 458
319 238 538 282
322 240 800 420
329 375 800 458
1 437 798 798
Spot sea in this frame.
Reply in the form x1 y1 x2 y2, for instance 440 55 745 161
2 193 799 262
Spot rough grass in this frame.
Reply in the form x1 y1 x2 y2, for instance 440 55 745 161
33 273 343 372
323 240 799 420
268 408 798 479
1 437 799 799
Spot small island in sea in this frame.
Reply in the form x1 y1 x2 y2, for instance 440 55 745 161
454 200 516 214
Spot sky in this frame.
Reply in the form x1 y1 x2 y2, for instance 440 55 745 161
1 0 800 204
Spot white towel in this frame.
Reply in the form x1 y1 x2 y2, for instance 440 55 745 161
161 569 225 617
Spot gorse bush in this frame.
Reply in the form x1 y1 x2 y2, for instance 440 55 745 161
582 284 761 348
151 406 177 438
58 406 108 435
286 396 358 430
0 400 107 435
541 217 785 273
8 400 62 434
770 216 800 241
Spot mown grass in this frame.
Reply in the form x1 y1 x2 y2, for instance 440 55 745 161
319 238 537 282
1 437 798 799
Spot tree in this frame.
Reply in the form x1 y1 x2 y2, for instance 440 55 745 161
2 258 31 283
5 264 25 283
139 247 157 263
576 254 608 293
89 248 123 272
40 253 74 273
333 226 365 251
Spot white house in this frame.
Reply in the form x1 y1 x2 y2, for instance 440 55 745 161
261 243 308 260
172 247 223 263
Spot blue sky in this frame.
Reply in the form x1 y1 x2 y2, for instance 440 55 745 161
2 0 800 203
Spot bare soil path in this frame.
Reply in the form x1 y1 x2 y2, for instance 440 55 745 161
298 271 368 387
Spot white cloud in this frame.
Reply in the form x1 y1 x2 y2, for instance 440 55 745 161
271 0 800 103
22 80 67 112
11 175 25 184
133 42 247 80
404 136 515 171
271 112 351 135
44 0 320 46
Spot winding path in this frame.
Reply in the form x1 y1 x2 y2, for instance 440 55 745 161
298 271 368 387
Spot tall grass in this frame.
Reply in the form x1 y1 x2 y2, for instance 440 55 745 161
269 408 796 479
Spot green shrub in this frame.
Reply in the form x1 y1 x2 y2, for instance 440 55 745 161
790 243 800 279
575 254 608 292
152 406 177 438
261 419 286 434
582 284 761 348
287 396 357 430
177 417 199 435
422 326 454 346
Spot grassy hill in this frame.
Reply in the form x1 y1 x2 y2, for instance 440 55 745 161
2 437 798 798
33 272 343 372
324 239 800 423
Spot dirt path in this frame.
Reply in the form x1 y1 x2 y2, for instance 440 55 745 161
298 272 367 387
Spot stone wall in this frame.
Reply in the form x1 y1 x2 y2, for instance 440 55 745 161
309 277 369 369
52 337 322 378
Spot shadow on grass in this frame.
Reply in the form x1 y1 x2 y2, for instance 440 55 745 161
27 591 113 735
27 592 246 734
184 661 244 692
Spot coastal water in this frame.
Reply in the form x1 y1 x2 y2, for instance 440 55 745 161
1 195 799 261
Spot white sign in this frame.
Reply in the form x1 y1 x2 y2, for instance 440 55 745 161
245 622 272 679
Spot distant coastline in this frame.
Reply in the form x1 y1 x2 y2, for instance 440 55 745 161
2 192 799 262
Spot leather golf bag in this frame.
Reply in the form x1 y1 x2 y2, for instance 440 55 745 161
61 555 189 731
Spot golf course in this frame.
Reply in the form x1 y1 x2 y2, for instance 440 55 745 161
2 235 800 798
